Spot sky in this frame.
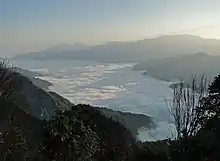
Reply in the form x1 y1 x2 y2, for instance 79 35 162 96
1 0 220 56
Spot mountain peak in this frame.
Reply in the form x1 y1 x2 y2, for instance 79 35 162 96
156 34 203 40
196 52 208 56
138 34 203 43
44 43 87 53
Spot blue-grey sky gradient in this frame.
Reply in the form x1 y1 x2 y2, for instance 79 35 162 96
1 0 220 55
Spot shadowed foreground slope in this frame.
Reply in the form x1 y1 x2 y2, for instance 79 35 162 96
0 63 152 160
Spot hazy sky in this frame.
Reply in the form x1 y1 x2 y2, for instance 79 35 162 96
1 0 220 55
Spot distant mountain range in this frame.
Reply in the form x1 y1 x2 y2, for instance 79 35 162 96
14 35 220 62
43 43 87 53
133 52 220 84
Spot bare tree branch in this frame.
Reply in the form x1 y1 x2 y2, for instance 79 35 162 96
168 76 208 140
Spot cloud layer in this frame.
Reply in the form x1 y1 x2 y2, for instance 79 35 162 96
16 60 174 141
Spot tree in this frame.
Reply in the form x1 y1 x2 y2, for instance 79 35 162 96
169 75 220 161
197 74 220 124
0 60 15 105
169 76 208 140
0 60 30 161
41 109 100 161
0 125 28 161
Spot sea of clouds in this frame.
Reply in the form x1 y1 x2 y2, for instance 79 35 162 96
12 60 175 141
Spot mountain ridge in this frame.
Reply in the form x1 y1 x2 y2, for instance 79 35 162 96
14 35 220 62
43 42 87 53
133 52 220 84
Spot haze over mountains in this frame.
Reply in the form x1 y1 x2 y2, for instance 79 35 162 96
134 52 220 82
14 35 220 62
43 43 87 53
